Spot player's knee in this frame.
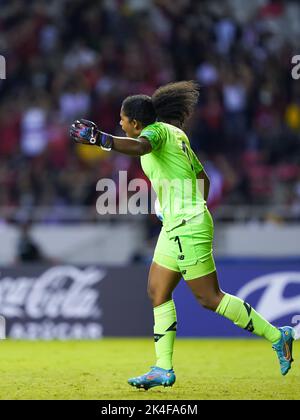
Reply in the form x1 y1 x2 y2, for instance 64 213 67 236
147 286 171 307
147 285 160 306
199 298 215 311
147 285 155 303
195 293 223 312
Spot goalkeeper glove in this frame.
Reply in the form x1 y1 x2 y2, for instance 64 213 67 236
70 119 113 151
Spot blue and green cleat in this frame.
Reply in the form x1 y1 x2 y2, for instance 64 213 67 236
128 366 176 390
272 326 295 376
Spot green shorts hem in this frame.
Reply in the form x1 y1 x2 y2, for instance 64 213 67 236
183 264 216 281
153 253 216 281
153 254 181 273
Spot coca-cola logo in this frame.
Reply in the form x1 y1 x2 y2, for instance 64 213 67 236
0 266 105 319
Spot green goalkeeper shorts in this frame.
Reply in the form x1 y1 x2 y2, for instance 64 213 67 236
153 208 216 281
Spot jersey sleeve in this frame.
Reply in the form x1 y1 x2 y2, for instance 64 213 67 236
191 150 203 174
139 124 164 151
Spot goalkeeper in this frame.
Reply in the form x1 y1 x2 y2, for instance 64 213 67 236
70 81 295 390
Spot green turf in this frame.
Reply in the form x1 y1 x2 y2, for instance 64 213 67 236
0 339 299 400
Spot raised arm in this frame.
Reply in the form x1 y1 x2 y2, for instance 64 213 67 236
110 135 152 156
70 119 152 157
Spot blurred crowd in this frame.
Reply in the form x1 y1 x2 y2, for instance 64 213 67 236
1 0 300 224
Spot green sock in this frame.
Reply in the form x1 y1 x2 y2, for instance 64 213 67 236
154 300 177 370
216 294 281 344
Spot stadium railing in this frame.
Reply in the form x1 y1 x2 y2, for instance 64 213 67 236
0 205 299 223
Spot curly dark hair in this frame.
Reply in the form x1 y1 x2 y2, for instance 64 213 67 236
121 95 157 127
121 81 200 128
152 80 200 126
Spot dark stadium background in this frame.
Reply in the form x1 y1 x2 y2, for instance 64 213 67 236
0 0 300 340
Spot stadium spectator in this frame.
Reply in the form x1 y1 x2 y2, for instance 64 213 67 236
0 0 299 223
15 221 56 264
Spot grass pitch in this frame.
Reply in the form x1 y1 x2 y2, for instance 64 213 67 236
0 339 299 400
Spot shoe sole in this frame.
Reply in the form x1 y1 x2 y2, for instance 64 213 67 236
282 357 294 376
128 381 175 391
281 335 294 376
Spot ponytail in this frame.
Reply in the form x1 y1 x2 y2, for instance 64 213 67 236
151 81 200 126
121 81 200 128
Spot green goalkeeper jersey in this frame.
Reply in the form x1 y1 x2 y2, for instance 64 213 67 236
140 122 206 232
